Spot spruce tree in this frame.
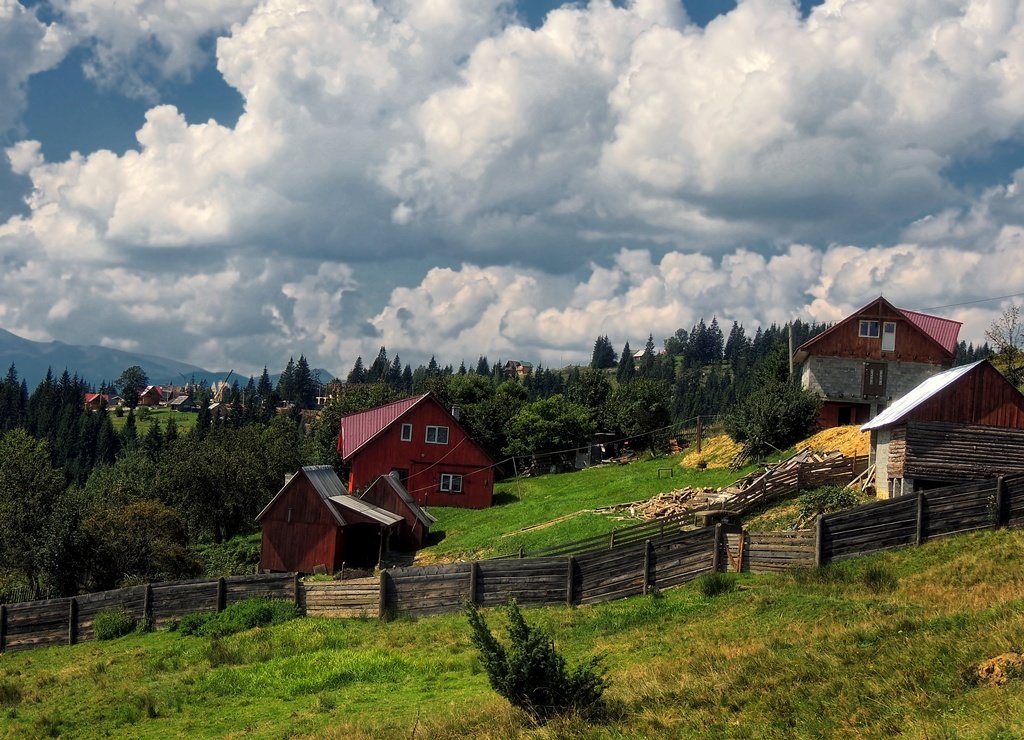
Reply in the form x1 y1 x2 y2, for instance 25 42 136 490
347 356 366 383
616 342 635 384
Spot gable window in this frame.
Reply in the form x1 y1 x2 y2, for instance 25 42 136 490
859 320 880 338
440 473 463 493
882 321 896 351
425 425 449 444
400 423 413 442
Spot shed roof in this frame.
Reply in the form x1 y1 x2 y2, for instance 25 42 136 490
860 361 983 431
337 394 429 460
256 465 347 525
328 495 404 527
365 472 436 527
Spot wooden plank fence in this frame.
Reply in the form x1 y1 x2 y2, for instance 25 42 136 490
1 572 297 653
6 472 1024 655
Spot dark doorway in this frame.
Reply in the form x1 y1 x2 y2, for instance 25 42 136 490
344 524 385 568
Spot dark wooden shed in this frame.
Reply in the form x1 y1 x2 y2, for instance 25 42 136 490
257 466 403 573
862 360 1024 497
359 473 436 550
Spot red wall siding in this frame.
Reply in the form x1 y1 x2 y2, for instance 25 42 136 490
907 362 1024 428
808 303 950 363
817 401 871 429
361 479 427 549
349 399 495 509
260 476 340 573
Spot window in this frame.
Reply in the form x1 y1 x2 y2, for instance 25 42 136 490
400 423 412 442
425 425 449 444
882 321 896 351
440 473 463 493
859 320 880 338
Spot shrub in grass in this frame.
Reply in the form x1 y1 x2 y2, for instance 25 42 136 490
0 680 22 706
696 571 736 598
93 607 136 640
465 599 607 724
861 563 898 594
797 485 862 521
179 598 299 639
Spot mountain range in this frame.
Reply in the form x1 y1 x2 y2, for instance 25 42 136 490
0 328 334 389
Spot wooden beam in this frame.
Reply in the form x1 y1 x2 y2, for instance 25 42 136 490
378 570 387 620
68 597 78 646
996 476 1007 527
814 516 824 568
216 577 226 612
712 524 723 572
642 540 652 594
469 562 478 605
292 572 301 610
566 557 575 607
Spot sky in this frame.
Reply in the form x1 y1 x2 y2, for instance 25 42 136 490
1 0 1024 377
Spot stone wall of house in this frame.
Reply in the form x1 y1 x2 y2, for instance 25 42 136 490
801 357 943 404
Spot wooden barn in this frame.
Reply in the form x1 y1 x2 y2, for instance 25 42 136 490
793 296 961 428
359 472 436 550
861 360 1024 498
257 466 407 573
337 393 496 509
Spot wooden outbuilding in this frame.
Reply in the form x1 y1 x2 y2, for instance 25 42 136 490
862 360 1024 498
359 472 436 550
337 392 497 509
257 466 404 573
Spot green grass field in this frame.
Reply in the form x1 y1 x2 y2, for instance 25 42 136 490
4 529 1024 738
108 407 198 435
420 454 758 560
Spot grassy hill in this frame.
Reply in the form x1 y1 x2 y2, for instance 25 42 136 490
109 407 198 435
420 454 757 561
4 529 1024 738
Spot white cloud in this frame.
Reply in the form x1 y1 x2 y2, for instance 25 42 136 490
0 2 72 132
2 0 1024 373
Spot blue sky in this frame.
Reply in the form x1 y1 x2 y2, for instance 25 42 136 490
1 0 1023 375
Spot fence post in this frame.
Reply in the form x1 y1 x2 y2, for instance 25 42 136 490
642 539 652 594
469 562 479 605
814 516 824 568
566 557 575 607
609 529 617 549
712 524 723 572
143 584 153 624
996 476 1007 527
292 572 301 610
518 546 524 559
216 577 226 612
378 570 388 620
915 491 926 546
68 597 78 646
0 604 6 652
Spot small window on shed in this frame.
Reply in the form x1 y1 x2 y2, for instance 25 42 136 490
400 423 412 442
859 320 880 338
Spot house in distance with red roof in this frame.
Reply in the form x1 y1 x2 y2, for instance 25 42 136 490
792 296 962 428
337 392 496 509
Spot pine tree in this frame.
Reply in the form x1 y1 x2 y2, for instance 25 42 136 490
143 419 164 461
590 336 617 369
164 414 179 445
366 347 389 383
121 410 139 449
616 342 635 384
294 355 316 408
347 356 366 383
476 356 490 376
256 367 275 421
388 356 403 387
638 334 656 377
277 357 296 403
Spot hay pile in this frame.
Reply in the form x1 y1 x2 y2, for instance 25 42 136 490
797 425 869 457
681 434 743 469
974 653 1024 686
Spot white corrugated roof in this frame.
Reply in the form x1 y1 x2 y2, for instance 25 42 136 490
860 361 983 431
329 495 404 527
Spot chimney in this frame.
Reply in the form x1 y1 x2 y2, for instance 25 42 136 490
451 405 461 421
284 472 295 486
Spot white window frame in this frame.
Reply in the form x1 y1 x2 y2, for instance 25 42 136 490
425 425 449 444
400 423 413 442
440 473 463 493
859 320 880 338
881 321 896 351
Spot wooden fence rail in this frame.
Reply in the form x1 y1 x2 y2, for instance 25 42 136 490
5 472 1024 655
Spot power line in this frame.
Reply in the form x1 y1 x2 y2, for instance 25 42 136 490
920 291 1024 312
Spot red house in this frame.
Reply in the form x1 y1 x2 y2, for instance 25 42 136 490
792 296 961 428
257 466 406 572
337 393 496 509
360 472 436 550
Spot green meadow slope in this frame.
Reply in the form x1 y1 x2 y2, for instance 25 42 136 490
4 529 1024 738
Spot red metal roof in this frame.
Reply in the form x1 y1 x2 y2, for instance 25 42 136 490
337 394 429 460
898 308 961 355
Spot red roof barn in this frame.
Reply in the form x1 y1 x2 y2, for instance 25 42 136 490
257 466 409 573
337 393 496 509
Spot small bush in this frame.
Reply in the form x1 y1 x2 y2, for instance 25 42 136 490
696 571 736 598
861 563 898 594
0 680 22 706
466 599 607 724
797 485 862 522
178 611 216 637
178 598 299 639
93 607 136 640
